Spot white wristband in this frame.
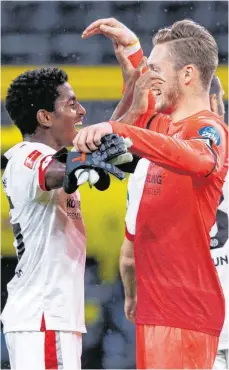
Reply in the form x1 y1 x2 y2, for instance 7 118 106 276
124 39 141 57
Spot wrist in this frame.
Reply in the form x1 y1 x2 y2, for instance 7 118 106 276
129 106 143 117
118 109 140 126
103 121 113 133
124 39 141 57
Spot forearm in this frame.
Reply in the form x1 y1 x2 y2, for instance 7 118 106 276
112 106 140 125
45 160 66 190
120 254 136 298
110 81 136 122
110 122 217 176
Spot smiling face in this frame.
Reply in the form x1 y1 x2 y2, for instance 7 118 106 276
49 82 86 147
148 43 183 114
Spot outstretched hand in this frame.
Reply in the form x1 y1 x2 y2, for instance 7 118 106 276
82 17 138 47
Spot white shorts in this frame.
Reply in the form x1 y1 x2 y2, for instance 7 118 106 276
5 330 82 370
213 349 229 370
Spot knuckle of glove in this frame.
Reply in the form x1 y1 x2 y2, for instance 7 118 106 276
99 134 126 161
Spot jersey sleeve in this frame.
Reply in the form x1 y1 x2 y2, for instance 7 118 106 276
12 144 55 201
110 116 228 177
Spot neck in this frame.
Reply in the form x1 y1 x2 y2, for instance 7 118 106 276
23 130 61 151
170 91 210 123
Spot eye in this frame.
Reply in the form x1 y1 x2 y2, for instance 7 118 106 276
70 100 77 108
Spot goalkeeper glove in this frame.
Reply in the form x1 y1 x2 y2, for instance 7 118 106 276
53 134 133 194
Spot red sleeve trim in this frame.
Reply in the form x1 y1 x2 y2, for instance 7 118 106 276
38 155 54 191
125 226 135 241
128 48 144 68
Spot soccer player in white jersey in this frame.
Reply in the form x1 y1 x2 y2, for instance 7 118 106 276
1 67 130 370
209 77 228 370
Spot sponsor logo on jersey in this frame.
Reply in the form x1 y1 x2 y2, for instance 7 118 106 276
24 150 42 169
212 255 228 267
67 198 76 208
66 198 80 209
146 174 162 184
198 126 221 146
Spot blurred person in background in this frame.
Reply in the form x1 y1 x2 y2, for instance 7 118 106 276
75 18 228 369
209 76 228 370
1 67 130 370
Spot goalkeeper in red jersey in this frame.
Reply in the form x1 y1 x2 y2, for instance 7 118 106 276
78 19 228 368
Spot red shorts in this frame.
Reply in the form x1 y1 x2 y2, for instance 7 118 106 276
136 325 219 369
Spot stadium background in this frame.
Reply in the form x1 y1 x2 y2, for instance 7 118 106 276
1 1 228 368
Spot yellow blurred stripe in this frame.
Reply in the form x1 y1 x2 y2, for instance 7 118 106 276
1 64 228 101
1 65 123 101
1 126 22 153
216 65 228 99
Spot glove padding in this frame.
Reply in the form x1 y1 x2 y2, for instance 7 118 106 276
54 134 133 194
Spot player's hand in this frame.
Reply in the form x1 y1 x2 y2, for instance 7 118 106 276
73 122 113 153
64 134 133 193
131 70 166 115
124 296 137 324
113 42 147 86
82 18 137 47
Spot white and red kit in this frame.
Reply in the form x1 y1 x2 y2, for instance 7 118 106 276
2 141 86 369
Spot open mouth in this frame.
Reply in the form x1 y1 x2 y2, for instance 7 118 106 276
74 121 83 129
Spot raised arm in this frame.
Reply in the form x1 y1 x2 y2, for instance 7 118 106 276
82 18 157 127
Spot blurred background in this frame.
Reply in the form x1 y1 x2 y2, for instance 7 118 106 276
1 1 228 368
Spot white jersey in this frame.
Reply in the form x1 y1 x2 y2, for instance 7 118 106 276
1 142 87 334
210 175 229 350
126 159 228 350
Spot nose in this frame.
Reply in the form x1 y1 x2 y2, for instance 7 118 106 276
78 103 86 117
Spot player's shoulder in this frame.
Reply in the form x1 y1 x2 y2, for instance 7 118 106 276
184 110 228 145
4 142 55 165
187 110 228 131
3 142 56 184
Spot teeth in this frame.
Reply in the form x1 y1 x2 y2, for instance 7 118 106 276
151 89 161 97
74 121 83 128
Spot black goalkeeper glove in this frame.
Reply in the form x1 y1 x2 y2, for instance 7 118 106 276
53 134 133 194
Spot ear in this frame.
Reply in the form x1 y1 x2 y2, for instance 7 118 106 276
37 109 52 128
209 94 217 114
183 65 194 85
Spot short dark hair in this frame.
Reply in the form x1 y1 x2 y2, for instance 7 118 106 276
5 67 68 136
210 75 221 95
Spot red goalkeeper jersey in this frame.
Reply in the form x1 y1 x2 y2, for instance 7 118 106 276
111 111 228 336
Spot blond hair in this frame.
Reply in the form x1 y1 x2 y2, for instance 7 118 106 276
153 20 218 90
